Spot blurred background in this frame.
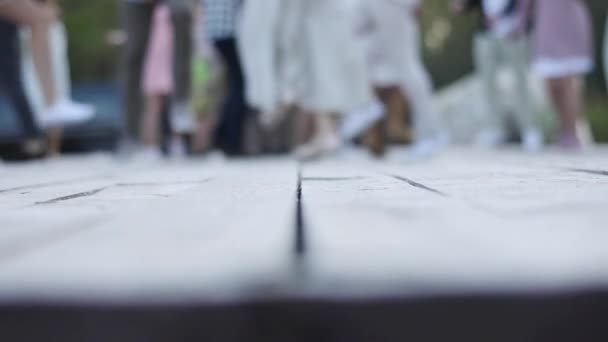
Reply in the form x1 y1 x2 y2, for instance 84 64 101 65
0 0 607 159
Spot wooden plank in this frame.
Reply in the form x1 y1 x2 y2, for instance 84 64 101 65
0 158 220 261
0 159 298 303
301 151 608 298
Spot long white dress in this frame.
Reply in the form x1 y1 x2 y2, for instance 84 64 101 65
239 0 375 120
298 0 375 115
364 0 443 140
237 0 282 115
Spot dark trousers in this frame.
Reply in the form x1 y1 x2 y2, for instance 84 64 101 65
0 21 41 139
119 1 193 141
214 38 247 155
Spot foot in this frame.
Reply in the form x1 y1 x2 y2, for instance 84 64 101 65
22 139 47 156
171 101 197 134
340 102 385 141
135 147 164 163
294 132 341 162
41 100 95 128
558 133 582 151
474 128 506 148
522 128 544 152
408 133 449 159
169 137 187 160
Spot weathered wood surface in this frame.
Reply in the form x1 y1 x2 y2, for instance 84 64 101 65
0 148 607 303
0 156 297 303
302 149 608 297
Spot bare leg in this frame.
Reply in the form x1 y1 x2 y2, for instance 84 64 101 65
141 95 164 148
0 1 57 106
47 127 62 157
547 76 579 144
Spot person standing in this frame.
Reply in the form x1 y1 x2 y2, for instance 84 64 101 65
0 0 91 128
604 12 608 96
237 0 282 126
531 0 593 149
21 0 96 157
365 0 448 158
120 0 195 146
453 0 543 151
289 0 383 160
0 19 43 155
139 0 174 160
120 0 155 144
202 0 246 156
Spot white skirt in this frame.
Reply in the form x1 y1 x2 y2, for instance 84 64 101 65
299 0 374 115
533 57 593 79
364 0 420 86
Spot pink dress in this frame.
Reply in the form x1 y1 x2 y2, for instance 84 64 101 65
142 4 174 95
532 0 593 78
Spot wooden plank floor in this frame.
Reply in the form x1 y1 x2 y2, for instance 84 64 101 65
0 148 607 341
0 148 607 301
302 149 608 297
0 156 298 303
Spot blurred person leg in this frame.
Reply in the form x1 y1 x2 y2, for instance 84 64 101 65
0 19 44 155
605 14 608 94
0 0 57 107
0 0 88 125
503 35 543 151
294 0 377 161
546 76 585 149
120 0 153 143
140 3 175 160
214 37 246 156
238 0 284 127
473 34 507 147
20 19 95 156
139 94 165 160
202 0 245 155
532 0 593 149
168 0 196 138
399 10 448 158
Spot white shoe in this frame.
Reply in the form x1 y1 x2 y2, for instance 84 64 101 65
169 137 187 159
522 128 544 152
22 138 46 154
474 128 506 148
171 101 197 134
41 99 95 128
340 102 385 140
407 132 450 160
294 133 342 161
135 147 163 163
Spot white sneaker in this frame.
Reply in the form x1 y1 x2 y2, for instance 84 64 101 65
522 128 544 152
294 132 342 161
41 99 95 128
22 139 47 156
135 147 163 163
474 128 506 148
407 131 450 160
169 137 187 160
171 101 197 134
340 102 385 140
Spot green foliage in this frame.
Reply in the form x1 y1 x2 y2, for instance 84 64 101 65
60 0 118 82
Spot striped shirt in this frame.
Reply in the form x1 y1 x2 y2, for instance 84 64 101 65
202 0 241 40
